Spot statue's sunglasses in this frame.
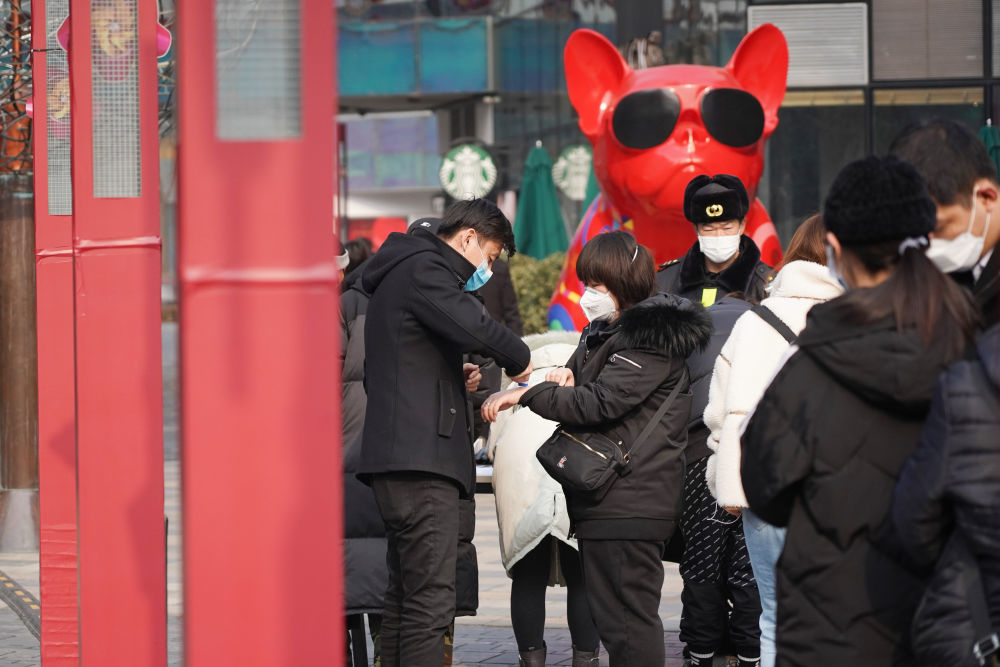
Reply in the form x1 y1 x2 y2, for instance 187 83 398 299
611 87 765 150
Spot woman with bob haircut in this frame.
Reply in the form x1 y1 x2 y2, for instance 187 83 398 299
483 231 712 667
740 156 980 666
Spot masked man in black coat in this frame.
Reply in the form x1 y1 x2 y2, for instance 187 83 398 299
358 198 532 667
656 174 772 308
890 118 1000 329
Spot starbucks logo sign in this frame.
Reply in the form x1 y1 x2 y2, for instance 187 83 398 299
552 145 593 201
439 144 498 200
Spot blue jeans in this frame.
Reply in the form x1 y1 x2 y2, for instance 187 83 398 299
742 509 786 667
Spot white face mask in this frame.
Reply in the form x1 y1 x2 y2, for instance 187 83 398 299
580 287 617 322
698 233 741 264
926 188 991 273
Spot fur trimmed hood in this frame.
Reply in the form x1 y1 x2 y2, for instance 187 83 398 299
617 293 713 358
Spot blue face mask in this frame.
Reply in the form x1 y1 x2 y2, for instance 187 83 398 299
826 245 849 290
462 232 493 291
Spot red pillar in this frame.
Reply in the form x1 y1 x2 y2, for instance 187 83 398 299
32 0 79 662
69 0 166 664
176 1 342 665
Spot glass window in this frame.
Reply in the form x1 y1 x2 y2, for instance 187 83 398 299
662 0 748 66
343 113 440 191
759 90 866 244
873 0 982 80
873 87 985 153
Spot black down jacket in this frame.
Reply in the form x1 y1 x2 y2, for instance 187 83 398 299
519 293 712 541
891 323 1000 666
741 298 962 667
684 296 752 463
341 266 388 615
358 228 530 497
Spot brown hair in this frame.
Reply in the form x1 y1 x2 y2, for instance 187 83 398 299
835 239 980 359
776 214 827 273
576 231 656 310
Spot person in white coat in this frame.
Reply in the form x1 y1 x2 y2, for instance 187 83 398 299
489 332 600 667
703 215 842 667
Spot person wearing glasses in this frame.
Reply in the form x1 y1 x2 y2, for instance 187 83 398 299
656 174 772 308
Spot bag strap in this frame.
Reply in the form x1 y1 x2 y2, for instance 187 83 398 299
966 542 1000 665
623 368 689 464
752 305 797 344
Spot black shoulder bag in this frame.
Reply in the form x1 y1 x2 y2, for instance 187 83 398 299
536 370 688 498
751 304 796 343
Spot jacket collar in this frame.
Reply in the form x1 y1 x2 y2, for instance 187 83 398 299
413 228 476 286
679 235 761 293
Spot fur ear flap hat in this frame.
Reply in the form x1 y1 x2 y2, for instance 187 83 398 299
683 174 750 224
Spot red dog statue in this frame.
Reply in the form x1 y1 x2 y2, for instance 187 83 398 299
548 24 788 330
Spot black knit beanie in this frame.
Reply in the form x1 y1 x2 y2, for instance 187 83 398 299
823 155 936 245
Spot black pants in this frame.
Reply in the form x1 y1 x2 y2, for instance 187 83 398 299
509 535 599 653
579 538 665 667
373 473 460 667
678 457 761 657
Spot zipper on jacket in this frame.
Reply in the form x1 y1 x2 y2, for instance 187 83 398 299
610 353 642 369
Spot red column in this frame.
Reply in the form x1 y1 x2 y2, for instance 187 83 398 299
176 1 342 665
68 0 166 664
31 0 79 662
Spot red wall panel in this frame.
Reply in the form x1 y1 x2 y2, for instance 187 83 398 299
176 1 342 664
68 0 166 664
31 0 79 662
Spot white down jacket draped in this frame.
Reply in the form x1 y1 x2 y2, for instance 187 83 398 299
704 260 842 508
489 332 580 574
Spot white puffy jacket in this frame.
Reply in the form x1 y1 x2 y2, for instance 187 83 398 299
704 260 842 508
489 332 580 574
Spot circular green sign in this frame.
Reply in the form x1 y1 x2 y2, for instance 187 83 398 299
552 145 593 201
439 144 498 200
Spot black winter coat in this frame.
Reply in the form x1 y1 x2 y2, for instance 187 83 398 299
892 324 1000 666
656 235 771 307
519 293 712 540
741 298 960 667
342 261 480 617
358 228 531 496
685 296 752 462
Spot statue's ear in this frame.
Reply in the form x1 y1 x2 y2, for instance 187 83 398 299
725 24 788 136
564 29 630 139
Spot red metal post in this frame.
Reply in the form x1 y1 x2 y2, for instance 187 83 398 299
31 0 79 662
176 1 342 665
68 0 166 664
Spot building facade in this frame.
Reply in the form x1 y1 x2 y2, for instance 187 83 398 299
339 0 993 247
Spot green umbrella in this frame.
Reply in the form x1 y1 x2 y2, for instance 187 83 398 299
979 121 1000 178
515 144 569 260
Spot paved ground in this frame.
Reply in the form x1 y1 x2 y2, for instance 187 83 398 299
0 323 693 666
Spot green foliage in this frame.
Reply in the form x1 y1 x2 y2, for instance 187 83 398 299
509 252 566 335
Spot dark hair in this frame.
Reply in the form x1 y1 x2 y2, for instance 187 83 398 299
576 231 656 310
835 240 979 359
775 214 827 273
889 118 998 205
344 238 372 276
438 198 516 257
